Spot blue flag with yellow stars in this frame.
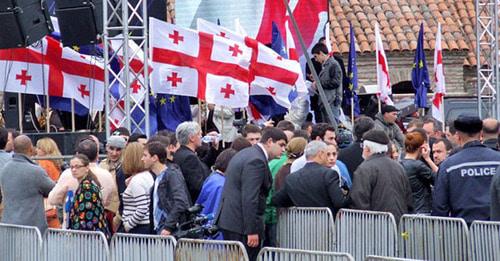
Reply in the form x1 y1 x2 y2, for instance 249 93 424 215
411 23 430 108
345 23 360 117
157 94 192 132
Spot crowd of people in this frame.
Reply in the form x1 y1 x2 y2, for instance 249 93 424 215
0 108 499 261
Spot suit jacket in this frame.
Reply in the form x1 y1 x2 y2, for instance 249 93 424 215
173 145 211 201
271 162 349 217
0 154 55 233
216 145 272 236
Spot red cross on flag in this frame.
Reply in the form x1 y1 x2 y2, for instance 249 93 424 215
110 36 150 104
197 18 300 108
375 23 393 106
0 36 105 111
150 18 250 108
432 23 446 123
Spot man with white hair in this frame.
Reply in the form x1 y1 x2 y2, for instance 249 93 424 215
174 121 218 201
271 140 349 216
349 130 413 222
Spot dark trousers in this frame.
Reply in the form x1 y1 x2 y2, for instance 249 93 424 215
221 229 261 261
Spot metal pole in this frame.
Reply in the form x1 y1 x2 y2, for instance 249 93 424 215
71 98 75 132
283 0 338 131
103 0 111 139
351 97 354 124
45 94 50 133
122 0 131 131
17 93 23 133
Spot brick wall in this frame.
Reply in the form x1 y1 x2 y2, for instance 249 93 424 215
339 50 469 95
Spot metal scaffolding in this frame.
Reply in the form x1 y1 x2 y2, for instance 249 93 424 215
103 0 150 138
476 0 500 119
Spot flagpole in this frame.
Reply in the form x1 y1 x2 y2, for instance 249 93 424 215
71 98 75 132
283 0 337 131
197 100 202 126
17 93 23 133
378 96 382 113
45 95 50 133
441 98 445 132
98 111 102 132
351 97 355 124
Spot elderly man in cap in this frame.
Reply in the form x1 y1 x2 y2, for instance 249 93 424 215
374 105 405 152
349 130 413 222
432 115 500 224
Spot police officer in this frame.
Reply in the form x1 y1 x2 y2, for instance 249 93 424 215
432 115 500 224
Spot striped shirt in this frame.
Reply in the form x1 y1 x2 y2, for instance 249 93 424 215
122 171 154 232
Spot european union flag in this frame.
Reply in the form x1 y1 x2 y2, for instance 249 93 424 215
345 23 360 117
157 94 192 132
411 23 430 108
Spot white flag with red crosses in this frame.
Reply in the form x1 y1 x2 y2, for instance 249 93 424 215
150 18 250 108
0 36 105 111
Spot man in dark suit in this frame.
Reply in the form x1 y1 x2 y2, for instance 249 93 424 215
338 116 375 179
217 127 287 261
174 121 218 201
272 140 349 217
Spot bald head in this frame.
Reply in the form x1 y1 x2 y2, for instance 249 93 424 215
482 118 499 139
13 135 33 155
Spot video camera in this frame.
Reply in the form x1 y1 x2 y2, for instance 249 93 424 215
173 204 218 239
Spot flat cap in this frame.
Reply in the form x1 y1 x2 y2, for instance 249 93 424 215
106 135 126 149
382 105 399 114
362 130 390 145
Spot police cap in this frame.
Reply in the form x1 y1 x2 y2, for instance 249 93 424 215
453 115 483 134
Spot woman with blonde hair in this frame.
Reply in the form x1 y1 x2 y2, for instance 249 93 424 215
274 137 308 191
36 137 63 228
121 142 155 234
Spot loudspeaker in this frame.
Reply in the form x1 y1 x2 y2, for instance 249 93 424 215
0 0 53 49
3 92 40 132
27 131 105 155
55 0 103 46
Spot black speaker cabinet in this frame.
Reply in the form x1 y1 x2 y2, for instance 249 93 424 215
3 92 40 132
0 0 53 49
27 131 105 155
55 0 103 46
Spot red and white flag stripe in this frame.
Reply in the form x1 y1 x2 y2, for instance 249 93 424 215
432 23 446 123
375 23 393 106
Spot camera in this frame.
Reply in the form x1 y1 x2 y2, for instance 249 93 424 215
173 204 219 239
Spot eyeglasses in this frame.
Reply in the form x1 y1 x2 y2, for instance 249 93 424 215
70 165 86 170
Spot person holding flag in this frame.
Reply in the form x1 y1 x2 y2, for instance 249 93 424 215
411 23 431 110
311 43 343 124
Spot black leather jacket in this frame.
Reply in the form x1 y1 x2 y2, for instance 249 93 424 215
400 159 435 213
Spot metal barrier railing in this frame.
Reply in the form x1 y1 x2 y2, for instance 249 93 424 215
335 209 398 261
110 233 177 261
276 207 335 251
258 247 354 261
364 255 422 261
44 229 109 261
0 223 43 261
399 215 470 261
469 220 500 261
176 238 249 261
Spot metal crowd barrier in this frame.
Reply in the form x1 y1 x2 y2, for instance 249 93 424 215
44 228 109 261
469 220 500 261
0 223 43 261
258 247 354 261
399 215 470 261
364 256 422 261
276 207 335 251
110 233 177 261
176 238 249 261
335 209 398 260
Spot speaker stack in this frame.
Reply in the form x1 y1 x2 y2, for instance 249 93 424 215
54 0 103 46
0 0 53 49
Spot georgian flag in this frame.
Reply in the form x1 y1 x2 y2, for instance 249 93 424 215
0 36 105 111
197 18 300 108
285 20 308 95
375 23 393 105
110 36 149 104
432 23 446 123
150 18 250 108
